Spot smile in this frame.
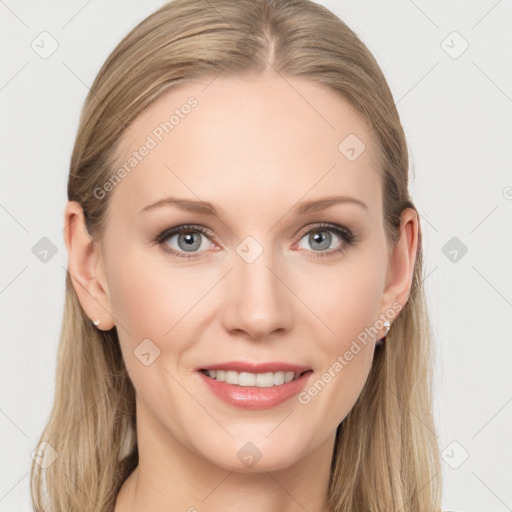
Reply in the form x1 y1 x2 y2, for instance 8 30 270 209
200 369 307 387
197 368 313 410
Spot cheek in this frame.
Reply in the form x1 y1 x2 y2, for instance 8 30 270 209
105 246 224 379
107 245 206 337
296 251 385 419
303 252 386 347
105 250 203 404
329 269 383 341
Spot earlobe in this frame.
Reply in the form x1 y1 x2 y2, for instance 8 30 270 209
63 201 115 330
379 208 419 319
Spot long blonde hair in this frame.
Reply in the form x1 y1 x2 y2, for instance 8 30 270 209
31 0 442 510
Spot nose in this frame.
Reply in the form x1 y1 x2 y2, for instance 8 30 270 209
221 247 294 341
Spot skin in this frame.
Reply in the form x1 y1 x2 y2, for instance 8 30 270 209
64 72 418 512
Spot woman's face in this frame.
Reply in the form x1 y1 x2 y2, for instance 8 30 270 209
87 74 412 472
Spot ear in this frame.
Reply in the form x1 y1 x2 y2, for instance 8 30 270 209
379 207 420 326
62 201 115 330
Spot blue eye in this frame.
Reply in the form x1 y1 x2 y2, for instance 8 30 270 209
155 223 356 261
156 225 214 260
296 223 355 259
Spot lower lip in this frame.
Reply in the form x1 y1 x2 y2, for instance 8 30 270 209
198 370 313 410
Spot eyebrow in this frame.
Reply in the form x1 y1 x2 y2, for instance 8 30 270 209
140 195 368 216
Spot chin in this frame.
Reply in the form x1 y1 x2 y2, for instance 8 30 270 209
198 436 310 473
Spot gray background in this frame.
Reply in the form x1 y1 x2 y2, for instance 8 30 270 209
1 0 511 510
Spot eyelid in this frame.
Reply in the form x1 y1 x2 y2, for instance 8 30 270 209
294 222 353 241
155 224 216 244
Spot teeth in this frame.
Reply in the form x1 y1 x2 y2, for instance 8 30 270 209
204 369 302 387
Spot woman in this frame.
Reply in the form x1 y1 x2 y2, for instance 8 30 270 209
30 0 445 510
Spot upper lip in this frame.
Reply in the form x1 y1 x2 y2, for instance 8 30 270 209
197 361 312 374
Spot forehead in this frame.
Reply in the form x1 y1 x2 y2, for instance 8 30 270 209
108 74 383 221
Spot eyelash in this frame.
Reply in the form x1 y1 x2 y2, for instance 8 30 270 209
154 222 357 261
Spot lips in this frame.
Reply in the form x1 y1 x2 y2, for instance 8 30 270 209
195 361 313 410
